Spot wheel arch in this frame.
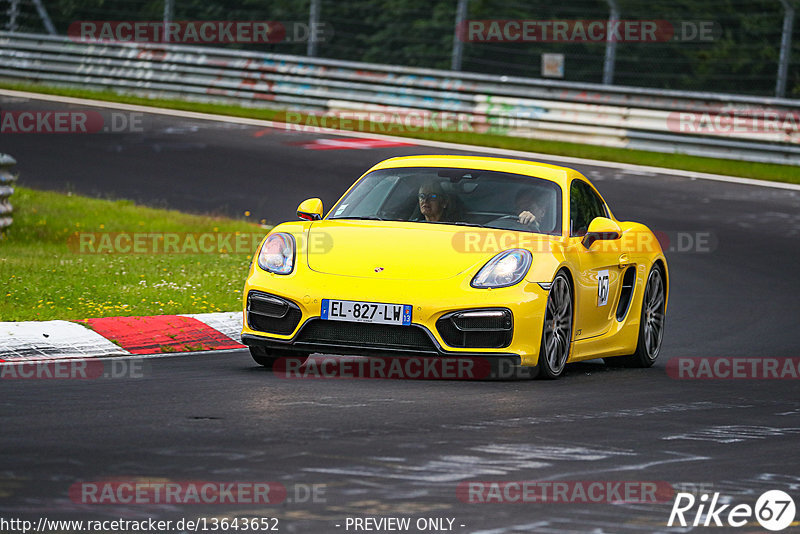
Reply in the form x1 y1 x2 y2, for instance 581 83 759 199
553 264 576 337
552 264 575 297
651 257 669 311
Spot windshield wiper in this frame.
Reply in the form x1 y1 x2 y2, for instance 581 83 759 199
333 216 387 221
452 221 489 228
424 221 489 228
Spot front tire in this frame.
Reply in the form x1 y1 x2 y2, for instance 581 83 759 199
538 271 573 379
605 264 666 368
249 346 308 369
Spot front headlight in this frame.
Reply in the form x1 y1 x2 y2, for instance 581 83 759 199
257 233 295 274
471 249 532 288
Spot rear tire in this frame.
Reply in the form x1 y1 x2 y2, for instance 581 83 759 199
249 346 308 369
605 264 666 368
538 271 573 379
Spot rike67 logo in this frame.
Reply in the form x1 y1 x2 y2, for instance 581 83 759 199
668 490 796 531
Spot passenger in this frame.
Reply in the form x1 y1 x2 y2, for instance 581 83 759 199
417 181 451 222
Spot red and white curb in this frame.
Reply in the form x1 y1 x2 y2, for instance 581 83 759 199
0 312 244 362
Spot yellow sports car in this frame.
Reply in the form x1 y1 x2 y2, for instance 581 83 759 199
242 155 668 379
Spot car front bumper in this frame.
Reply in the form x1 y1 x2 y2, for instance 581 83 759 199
241 264 549 367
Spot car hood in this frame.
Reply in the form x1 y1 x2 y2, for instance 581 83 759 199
306 220 491 281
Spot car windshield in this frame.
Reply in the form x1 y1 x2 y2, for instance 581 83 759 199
327 167 562 235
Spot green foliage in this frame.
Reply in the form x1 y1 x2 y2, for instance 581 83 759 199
0 187 265 321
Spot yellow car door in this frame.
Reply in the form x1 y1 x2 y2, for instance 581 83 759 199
568 179 624 340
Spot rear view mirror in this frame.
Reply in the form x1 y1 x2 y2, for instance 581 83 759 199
582 217 621 249
297 198 323 221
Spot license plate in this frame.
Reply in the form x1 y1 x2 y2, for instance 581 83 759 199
321 299 412 326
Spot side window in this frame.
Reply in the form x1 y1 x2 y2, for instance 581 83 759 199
570 181 586 236
570 181 607 236
585 183 607 221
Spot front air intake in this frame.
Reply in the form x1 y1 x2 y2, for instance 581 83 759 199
247 291 302 335
296 320 437 352
436 309 513 348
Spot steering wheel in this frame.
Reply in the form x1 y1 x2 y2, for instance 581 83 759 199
486 215 539 232
485 214 536 231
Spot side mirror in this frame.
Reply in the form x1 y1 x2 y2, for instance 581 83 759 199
297 198 323 221
581 217 621 249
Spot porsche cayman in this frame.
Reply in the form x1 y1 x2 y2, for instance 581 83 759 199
241 155 668 379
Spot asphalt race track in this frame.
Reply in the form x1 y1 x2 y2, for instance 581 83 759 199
2 94 800 533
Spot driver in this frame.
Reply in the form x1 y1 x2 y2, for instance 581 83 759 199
515 190 547 228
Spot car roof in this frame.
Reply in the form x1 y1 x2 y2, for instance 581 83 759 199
366 155 584 188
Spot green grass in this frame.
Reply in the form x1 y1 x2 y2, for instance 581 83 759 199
0 186 266 321
2 80 799 185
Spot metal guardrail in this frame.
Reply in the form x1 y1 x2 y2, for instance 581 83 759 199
0 154 18 234
1 31 799 165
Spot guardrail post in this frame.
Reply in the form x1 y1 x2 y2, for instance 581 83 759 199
776 0 795 98
603 0 620 85
0 154 18 236
307 0 321 56
451 0 469 71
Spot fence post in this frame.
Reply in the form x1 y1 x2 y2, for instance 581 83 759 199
307 0 321 56
451 0 468 71
603 0 620 85
6 0 19 32
776 0 795 98
0 155 18 236
163 0 174 42
30 0 56 35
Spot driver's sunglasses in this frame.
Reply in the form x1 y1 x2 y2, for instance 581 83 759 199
418 193 440 201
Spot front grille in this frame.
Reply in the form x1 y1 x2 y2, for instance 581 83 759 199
247 291 302 335
436 309 513 348
296 320 437 351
